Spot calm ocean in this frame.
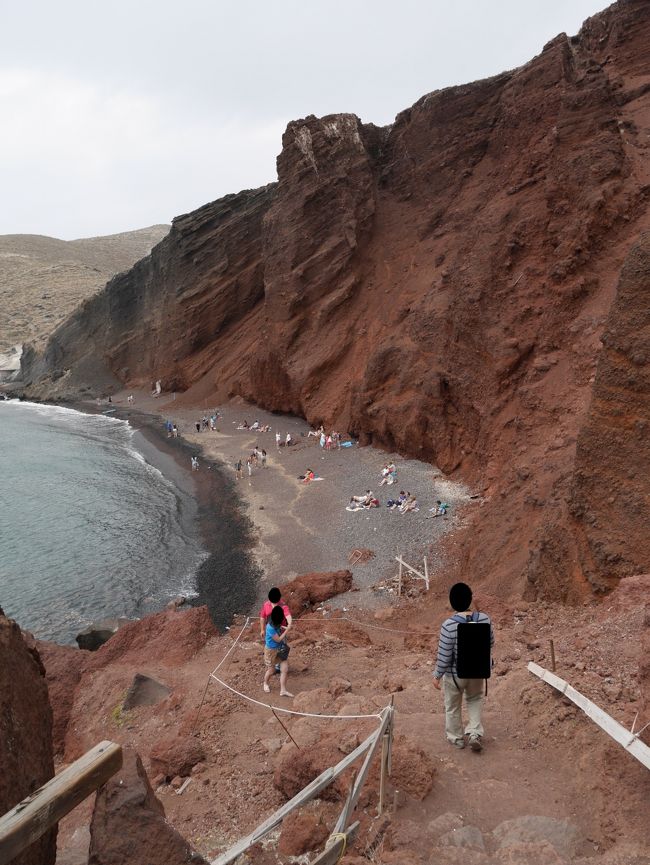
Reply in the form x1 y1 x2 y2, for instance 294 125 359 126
0 400 206 644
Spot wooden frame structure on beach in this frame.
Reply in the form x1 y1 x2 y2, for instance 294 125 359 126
396 555 429 596
528 662 650 770
0 741 122 865
211 705 395 865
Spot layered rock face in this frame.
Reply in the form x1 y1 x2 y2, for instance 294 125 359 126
23 0 650 598
0 613 56 865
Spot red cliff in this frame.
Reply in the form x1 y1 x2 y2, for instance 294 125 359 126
22 0 650 600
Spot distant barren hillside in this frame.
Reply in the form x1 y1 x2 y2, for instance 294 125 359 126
0 225 169 351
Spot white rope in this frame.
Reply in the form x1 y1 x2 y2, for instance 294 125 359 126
209 672 384 720
210 616 252 676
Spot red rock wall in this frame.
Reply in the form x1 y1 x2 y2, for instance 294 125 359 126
23 0 650 599
0 614 56 865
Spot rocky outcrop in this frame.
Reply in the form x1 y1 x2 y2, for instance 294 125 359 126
22 1 650 599
280 569 354 615
0 613 56 865
88 749 207 865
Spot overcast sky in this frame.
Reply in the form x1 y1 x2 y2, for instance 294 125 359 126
1 0 608 240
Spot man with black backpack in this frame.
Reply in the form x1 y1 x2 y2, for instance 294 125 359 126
432 582 494 752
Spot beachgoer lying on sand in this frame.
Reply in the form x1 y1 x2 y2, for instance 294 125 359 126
302 469 315 483
364 497 380 508
430 500 449 517
308 424 324 438
347 490 373 509
251 420 260 430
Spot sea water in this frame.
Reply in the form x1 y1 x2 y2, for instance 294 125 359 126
0 400 206 644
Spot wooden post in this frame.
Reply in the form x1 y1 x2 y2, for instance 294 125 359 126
423 556 429 590
0 741 122 865
549 639 556 672
398 558 403 597
272 709 302 750
309 821 359 865
378 731 389 816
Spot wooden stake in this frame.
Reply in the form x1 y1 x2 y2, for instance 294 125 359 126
398 558 403 597
378 730 389 816
423 556 429 590
272 709 302 750
549 639 556 672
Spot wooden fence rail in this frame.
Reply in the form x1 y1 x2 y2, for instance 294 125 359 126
212 708 393 865
0 741 122 865
528 662 650 770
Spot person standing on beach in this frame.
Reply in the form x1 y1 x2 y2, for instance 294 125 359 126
276 431 281 451
195 421 201 433
247 457 253 483
261 449 267 468
235 458 242 480
286 432 292 448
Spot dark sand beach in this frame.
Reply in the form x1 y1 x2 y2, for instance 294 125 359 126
103 390 477 617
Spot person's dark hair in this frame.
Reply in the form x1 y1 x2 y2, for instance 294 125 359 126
449 582 472 612
270 605 285 626
268 587 281 603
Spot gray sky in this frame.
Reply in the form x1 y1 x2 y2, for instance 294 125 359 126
1 0 608 239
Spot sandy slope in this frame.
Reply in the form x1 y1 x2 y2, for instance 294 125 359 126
0 225 168 353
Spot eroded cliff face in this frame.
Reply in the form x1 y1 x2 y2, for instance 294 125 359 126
23 0 650 599
0 612 56 865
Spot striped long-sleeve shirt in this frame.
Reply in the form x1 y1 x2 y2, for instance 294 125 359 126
434 611 494 679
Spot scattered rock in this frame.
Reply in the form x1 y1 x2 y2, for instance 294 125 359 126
149 735 205 779
76 617 132 651
439 826 486 852
428 813 465 838
165 596 187 611
492 815 580 858
122 673 171 710
328 676 352 697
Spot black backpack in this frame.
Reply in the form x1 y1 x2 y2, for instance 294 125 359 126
452 611 491 680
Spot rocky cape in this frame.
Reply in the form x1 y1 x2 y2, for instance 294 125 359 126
21 0 650 601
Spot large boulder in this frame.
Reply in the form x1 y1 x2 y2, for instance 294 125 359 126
149 735 206 779
76 617 132 651
0 613 56 865
279 570 354 616
89 749 207 865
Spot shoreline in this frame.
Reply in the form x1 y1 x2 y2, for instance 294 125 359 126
73 401 262 633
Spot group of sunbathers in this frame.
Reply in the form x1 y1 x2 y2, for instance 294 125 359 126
379 463 397 485
237 419 271 432
307 424 342 449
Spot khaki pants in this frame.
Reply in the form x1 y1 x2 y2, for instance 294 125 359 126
443 674 485 742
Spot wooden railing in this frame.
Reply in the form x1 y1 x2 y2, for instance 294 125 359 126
0 741 122 865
